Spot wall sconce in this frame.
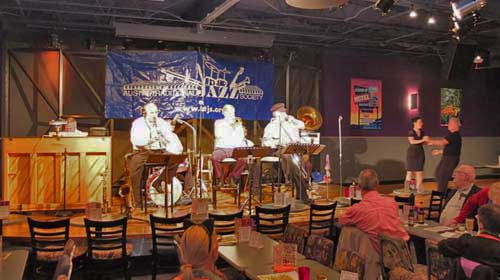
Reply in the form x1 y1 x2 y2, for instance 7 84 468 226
407 92 419 110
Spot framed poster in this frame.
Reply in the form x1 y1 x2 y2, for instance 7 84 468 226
350 78 382 130
440 88 462 126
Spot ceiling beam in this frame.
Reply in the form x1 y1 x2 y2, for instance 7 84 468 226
200 0 240 25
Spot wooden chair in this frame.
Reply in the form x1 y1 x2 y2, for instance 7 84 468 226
28 218 72 278
395 193 415 209
52 239 76 280
351 198 362 206
255 205 291 238
209 210 243 236
378 234 426 280
308 202 337 237
150 213 190 279
426 239 452 280
283 224 309 254
427 190 445 222
84 217 132 280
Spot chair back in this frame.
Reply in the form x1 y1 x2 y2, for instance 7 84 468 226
52 239 76 280
426 239 452 280
303 234 335 267
209 210 243 236
378 234 414 280
454 257 498 280
255 205 290 236
84 217 128 261
394 194 415 209
283 224 308 254
308 202 337 237
351 198 362 206
150 213 190 254
28 218 70 262
427 191 445 222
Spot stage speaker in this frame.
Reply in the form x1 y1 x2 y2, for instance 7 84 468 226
441 41 477 80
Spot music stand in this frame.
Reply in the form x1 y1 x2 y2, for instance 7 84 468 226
280 144 326 201
142 152 187 217
232 147 274 216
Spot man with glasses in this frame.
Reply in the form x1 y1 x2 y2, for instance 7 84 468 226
440 164 481 224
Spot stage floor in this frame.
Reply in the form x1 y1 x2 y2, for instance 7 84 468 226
3 179 497 242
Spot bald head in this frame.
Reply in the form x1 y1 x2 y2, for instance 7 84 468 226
358 169 379 192
448 117 461 132
452 164 476 190
489 182 500 205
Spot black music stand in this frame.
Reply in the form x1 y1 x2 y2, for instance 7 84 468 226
280 144 326 201
232 147 274 216
140 152 187 217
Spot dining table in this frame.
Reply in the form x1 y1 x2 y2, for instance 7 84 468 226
218 234 339 280
0 250 29 280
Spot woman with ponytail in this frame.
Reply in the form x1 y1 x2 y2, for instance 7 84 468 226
174 220 226 280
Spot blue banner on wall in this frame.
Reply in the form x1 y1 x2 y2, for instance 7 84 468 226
105 51 274 120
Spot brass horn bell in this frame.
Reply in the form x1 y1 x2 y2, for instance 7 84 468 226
297 106 323 131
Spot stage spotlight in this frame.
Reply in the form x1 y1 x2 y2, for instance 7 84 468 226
451 0 486 20
375 0 396 15
409 6 418 18
427 15 436 25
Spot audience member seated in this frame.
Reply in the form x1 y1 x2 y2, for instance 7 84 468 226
438 204 500 275
440 164 481 224
339 169 409 252
174 220 226 280
445 181 500 226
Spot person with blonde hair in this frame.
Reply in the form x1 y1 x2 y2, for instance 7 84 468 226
174 221 225 280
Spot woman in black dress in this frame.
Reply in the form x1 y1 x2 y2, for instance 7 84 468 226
406 117 429 192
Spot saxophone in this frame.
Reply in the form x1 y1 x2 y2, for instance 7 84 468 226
119 153 134 215
102 165 109 213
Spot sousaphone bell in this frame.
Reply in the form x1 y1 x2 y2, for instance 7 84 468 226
297 106 323 131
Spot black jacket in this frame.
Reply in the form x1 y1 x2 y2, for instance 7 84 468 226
443 184 482 209
438 233 500 276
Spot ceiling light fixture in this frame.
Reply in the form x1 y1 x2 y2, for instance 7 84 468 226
409 5 418 18
375 0 396 15
285 0 348 9
427 15 436 24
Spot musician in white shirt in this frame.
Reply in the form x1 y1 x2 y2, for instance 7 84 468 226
262 103 311 203
128 103 184 207
212 104 247 189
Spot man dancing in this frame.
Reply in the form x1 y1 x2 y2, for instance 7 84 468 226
212 104 247 189
128 102 183 207
262 103 310 203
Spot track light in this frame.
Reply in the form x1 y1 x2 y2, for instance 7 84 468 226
409 5 418 18
375 0 396 15
451 0 486 20
427 15 436 25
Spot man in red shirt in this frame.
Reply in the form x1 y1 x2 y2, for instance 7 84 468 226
340 169 409 252
445 181 500 226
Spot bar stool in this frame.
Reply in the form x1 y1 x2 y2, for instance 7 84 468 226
259 156 281 202
212 158 241 209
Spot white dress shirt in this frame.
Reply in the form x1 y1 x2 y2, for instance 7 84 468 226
130 117 183 154
214 118 245 149
262 116 305 148
440 184 474 223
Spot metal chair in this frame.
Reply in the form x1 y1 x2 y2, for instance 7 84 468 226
150 213 190 279
209 210 243 236
308 201 337 238
84 217 132 280
255 205 291 238
427 190 445 222
259 156 281 201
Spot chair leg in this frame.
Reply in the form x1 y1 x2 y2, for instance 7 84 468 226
152 258 157 280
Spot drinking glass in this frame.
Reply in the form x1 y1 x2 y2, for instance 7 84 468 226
465 218 475 233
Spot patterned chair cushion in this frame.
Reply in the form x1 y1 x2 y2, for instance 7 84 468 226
303 234 335 267
91 243 133 260
335 249 366 278
36 246 86 262
379 234 413 273
426 240 452 280
389 266 427 280
283 224 308 254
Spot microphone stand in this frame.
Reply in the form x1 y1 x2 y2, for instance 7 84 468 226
177 119 200 199
338 116 343 194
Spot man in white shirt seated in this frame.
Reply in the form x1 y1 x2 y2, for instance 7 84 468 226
261 103 311 203
211 104 247 189
440 164 481 224
128 102 184 207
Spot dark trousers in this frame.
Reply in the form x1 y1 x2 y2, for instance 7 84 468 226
434 155 460 192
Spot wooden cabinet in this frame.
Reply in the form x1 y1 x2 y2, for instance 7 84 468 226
2 137 112 211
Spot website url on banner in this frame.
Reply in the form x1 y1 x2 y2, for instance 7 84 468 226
178 105 223 114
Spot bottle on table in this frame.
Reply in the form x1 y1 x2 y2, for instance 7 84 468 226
417 206 425 224
408 206 415 227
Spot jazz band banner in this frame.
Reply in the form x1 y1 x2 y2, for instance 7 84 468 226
350 78 382 130
105 51 274 120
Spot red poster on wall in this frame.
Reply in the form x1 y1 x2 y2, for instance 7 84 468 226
350 78 382 130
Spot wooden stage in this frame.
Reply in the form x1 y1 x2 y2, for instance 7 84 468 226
3 179 497 243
